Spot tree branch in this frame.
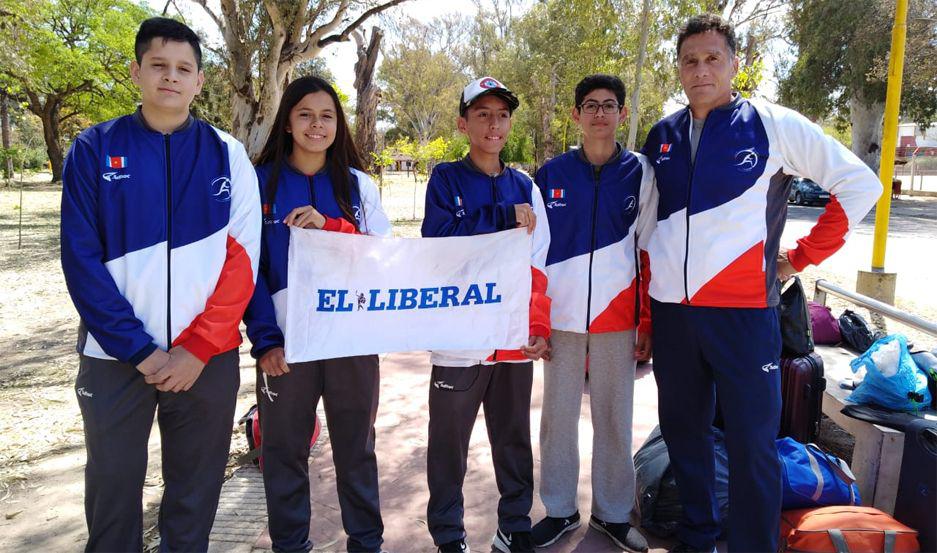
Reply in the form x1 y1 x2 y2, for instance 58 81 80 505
192 0 225 32
292 0 349 60
317 0 410 49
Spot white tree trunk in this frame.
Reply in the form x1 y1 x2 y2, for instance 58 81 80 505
626 0 652 151
849 93 885 175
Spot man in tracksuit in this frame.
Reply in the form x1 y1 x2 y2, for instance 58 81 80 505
421 77 551 553
60 18 260 552
641 15 881 553
532 74 655 552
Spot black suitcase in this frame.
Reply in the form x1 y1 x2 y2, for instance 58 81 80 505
894 418 937 553
780 352 826 443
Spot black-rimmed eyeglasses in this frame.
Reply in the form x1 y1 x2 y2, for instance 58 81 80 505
578 101 621 115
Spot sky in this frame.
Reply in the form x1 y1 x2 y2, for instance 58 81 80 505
152 0 784 114
158 0 483 95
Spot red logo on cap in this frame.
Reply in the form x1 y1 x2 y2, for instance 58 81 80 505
480 78 500 89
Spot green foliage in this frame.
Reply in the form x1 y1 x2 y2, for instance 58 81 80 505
779 0 937 129
0 0 153 179
502 129 532 164
444 135 470 162
378 20 464 143
192 59 233 132
734 59 764 98
294 57 337 84
822 121 852 150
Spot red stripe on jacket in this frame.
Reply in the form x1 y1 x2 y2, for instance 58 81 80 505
787 196 849 272
174 235 256 363
322 215 361 234
487 266 551 361
690 241 767 308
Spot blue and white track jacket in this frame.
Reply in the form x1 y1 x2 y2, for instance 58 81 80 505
243 163 392 359
61 110 261 365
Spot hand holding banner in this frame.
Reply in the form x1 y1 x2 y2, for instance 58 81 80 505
285 228 532 362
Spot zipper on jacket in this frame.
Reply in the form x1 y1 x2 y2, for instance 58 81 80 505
307 175 317 207
164 135 173 347
683 113 710 305
585 165 601 331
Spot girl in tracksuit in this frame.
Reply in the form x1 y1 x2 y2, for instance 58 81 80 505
243 76 392 553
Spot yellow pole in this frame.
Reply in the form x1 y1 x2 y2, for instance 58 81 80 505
871 0 909 271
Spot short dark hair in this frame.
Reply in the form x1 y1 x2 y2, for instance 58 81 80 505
676 14 737 57
574 74 626 108
135 17 202 69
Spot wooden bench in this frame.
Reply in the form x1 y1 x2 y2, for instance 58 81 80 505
812 279 937 516
815 344 906 514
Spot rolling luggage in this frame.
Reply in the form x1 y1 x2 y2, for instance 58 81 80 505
893 418 937 553
781 352 826 443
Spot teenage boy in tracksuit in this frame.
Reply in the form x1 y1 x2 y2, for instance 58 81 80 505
421 77 551 553
532 74 655 552
60 18 260 552
642 15 881 553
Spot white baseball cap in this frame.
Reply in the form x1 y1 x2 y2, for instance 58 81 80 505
459 77 520 115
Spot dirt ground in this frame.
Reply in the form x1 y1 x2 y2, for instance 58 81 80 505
0 171 427 551
0 171 934 551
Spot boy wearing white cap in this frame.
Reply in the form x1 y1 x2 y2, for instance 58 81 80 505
421 77 552 553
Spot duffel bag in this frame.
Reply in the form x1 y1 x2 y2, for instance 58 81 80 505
780 506 919 553
778 438 860 509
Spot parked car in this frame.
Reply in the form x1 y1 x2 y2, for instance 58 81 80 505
788 178 830 206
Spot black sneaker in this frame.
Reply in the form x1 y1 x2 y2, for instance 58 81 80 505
492 528 535 552
437 538 469 553
531 512 581 547
588 515 648 552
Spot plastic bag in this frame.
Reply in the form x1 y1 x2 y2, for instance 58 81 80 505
848 334 931 412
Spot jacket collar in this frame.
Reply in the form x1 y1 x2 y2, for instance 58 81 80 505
574 142 624 168
460 155 506 177
132 106 194 134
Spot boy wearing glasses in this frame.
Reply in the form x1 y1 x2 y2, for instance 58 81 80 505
531 74 656 551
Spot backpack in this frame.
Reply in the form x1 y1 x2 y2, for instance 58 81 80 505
838 310 883 354
239 404 321 471
809 301 841 345
780 276 815 356
780 506 920 553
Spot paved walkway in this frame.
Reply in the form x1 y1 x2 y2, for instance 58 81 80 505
209 351 677 553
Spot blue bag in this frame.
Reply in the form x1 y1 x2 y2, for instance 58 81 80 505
849 334 931 412
778 438 861 509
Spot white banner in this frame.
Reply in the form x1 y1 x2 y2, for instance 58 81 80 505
284 228 531 362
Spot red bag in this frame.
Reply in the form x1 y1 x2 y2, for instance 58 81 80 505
240 405 321 471
780 506 920 553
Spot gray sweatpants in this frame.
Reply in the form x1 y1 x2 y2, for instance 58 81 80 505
538 330 637 522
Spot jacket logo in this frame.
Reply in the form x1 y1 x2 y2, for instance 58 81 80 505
102 172 130 182
624 195 636 213
211 177 232 202
735 149 759 171
762 362 779 373
546 200 567 209
107 155 127 169
76 387 93 398
260 374 278 402
353 205 361 222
